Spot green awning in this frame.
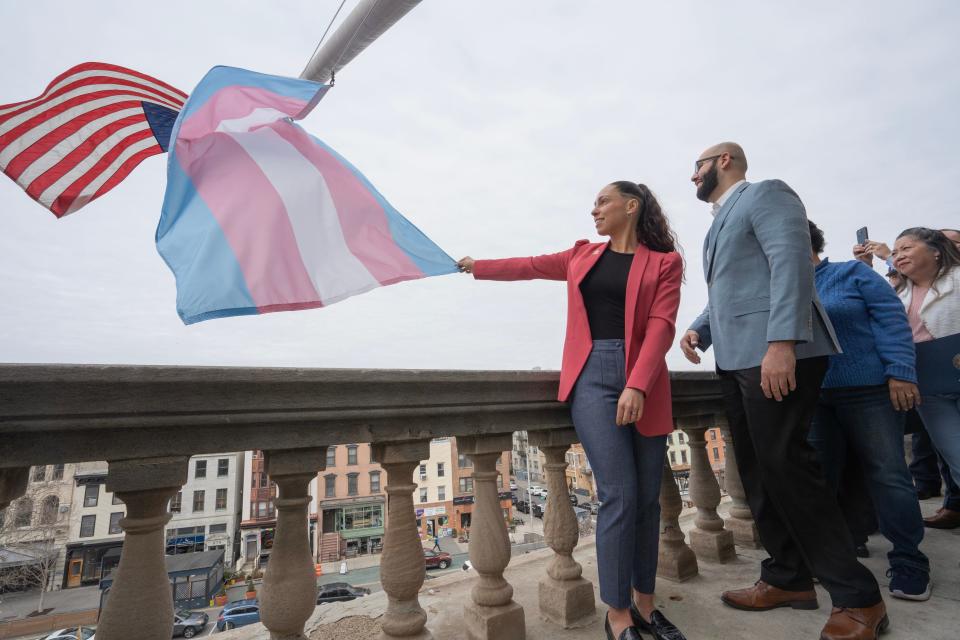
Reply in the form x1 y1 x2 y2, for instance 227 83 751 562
339 526 384 540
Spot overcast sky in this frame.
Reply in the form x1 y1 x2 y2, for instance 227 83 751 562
1 1 957 373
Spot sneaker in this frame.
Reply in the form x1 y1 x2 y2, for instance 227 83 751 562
887 566 931 601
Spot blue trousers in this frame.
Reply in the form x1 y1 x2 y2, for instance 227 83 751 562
809 384 929 573
917 393 960 490
569 339 667 608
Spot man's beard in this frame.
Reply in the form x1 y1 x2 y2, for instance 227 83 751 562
696 162 719 202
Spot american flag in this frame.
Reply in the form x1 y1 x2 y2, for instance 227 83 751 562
0 62 187 217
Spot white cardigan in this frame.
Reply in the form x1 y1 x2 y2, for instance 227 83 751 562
899 266 960 338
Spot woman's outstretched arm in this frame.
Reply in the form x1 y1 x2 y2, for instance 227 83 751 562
458 240 590 282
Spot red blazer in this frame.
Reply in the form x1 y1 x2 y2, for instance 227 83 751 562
473 240 683 437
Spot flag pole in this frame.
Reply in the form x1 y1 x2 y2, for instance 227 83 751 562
300 0 423 83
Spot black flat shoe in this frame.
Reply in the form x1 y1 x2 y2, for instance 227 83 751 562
605 613 643 640
629 605 687 640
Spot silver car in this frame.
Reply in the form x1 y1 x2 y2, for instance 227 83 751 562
173 609 209 638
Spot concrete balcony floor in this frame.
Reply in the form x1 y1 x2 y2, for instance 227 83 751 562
232 498 958 640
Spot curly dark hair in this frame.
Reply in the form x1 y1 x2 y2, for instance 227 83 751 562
610 181 679 254
895 227 960 291
808 220 825 254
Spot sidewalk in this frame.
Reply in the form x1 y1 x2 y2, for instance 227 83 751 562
0 586 100 622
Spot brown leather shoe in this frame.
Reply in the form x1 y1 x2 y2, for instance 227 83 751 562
720 580 819 611
820 601 888 640
923 507 960 529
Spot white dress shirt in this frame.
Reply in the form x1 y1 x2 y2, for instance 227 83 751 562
711 179 746 217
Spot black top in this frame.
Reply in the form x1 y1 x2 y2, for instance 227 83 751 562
579 247 634 339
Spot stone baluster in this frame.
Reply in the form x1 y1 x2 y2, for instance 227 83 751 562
0 467 29 510
457 435 524 640
97 457 188 640
717 416 762 549
656 453 698 581
679 416 735 562
260 448 327 640
528 429 595 628
371 441 433 640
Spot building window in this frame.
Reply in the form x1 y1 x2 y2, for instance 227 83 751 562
678 433 685 444
369 471 381 493
420 488 428 503
255 500 274 518
14 498 33 527
713 447 720 461
209 523 227 534
326 446 336 467
32 466 46 482
40 496 59 525
218 458 229 477
459 477 474 493
419 464 427 480
458 454 472 468
324 474 336 498
497 476 503 489
437 462 445 478
259 472 267 488
51 464 65 481
79 514 96 537
192 490 205 512
112 493 123 505
215 488 228 510
170 491 182 514
83 484 99 507
347 445 358 466
680 450 688 464
342 504 382 530
347 473 359 496
710 430 717 441
109 511 124 534
195 460 207 479
669 451 676 465
438 485 446 501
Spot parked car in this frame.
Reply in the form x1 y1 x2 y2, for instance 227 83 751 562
540 488 549 498
43 628 95 640
509 482 518 491
423 549 452 569
173 610 209 638
532 503 544 519
528 486 543 496
216 600 260 631
515 500 530 514
316 582 370 604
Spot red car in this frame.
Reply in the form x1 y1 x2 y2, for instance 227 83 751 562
423 549 452 569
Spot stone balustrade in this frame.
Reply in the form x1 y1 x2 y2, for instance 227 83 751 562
0 365 756 640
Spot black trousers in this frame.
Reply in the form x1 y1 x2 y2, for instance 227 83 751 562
718 356 882 608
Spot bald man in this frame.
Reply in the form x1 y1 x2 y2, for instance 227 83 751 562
679 143 887 640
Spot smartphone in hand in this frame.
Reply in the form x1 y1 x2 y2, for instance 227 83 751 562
856 226 869 245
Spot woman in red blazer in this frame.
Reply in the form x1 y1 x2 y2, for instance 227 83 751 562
458 182 684 640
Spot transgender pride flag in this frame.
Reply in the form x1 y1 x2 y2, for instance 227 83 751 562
157 66 456 324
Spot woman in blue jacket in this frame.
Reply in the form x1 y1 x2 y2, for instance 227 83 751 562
807 221 930 602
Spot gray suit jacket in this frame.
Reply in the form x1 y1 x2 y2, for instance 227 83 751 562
688 180 840 371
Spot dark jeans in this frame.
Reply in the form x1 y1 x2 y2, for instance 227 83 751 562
718 357 881 608
910 413 960 510
570 339 666 608
809 384 929 573
837 452 878 546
